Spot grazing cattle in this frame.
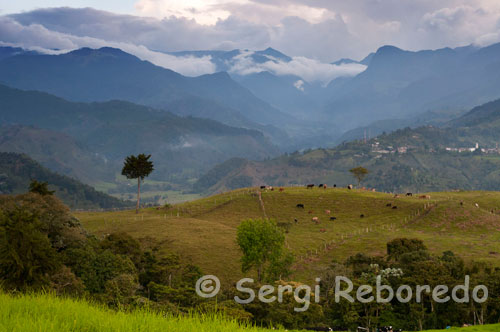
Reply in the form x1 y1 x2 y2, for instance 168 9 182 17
419 195 431 199
323 184 328 189
392 206 398 209
333 184 337 188
386 203 392 207
308 210 313 214
307 184 315 189
319 184 324 188
347 184 353 190
294 218 299 223
320 228 326 233
312 217 319 223
296 203 305 208
406 193 413 196
360 214 365 218
268 186 274 191
325 209 331 214
475 203 480 208
460 201 464 206
279 187 285 192
260 186 266 189
330 217 337 221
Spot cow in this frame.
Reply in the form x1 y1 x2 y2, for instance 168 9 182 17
392 206 398 209
325 209 331 214
294 218 299 224
260 185 266 189
307 184 315 189
394 194 400 198
279 187 285 192
475 203 480 208
296 203 305 208
386 203 392 207
309 210 313 214
360 214 365 218
330 217 337 221
319 184 324 188
406 193 413 197
347 184 353 190
320 228 326 233
312 217 319 224
333 184 337 188
323 184 328 189
419 195 431 199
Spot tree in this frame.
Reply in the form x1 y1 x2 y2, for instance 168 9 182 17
121 154 154 213
236 218 293 282
29 180 55 196
349 166 369 187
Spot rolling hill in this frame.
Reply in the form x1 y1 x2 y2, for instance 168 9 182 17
0 152 130 209
195 98 500 194
77 187 500 284
0 84 279 184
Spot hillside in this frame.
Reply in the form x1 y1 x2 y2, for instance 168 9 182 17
0 125 112 183
0 152 130 209
77 187 500 284
0 84 279 184
195 99 500 193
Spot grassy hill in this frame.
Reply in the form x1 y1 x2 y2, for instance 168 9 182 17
0 152 130 210
76 187 500 284
2 292 497 332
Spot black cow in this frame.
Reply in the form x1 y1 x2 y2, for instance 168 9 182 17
319 184 324 188
360 214 365 218
392 206 398 209
296 203 305 208
330 217 337 221
260 186 266 189
386 203 392 207
333 184 337 188
307 184 315 189
406 193 413 197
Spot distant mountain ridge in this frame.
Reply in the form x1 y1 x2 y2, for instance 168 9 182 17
0 46 292 133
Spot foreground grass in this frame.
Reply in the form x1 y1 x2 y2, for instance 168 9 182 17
0 293 280 332
1 293 499 331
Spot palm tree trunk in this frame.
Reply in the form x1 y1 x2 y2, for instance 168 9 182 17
136 177 141 214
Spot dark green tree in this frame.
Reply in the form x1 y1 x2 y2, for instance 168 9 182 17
29 180 55 196
121 154 154 213
349 166 369 187
0 207 59 290
236 218 293 282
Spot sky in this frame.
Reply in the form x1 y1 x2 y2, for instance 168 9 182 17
2 0 500 80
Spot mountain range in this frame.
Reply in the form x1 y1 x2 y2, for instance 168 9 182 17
0 84 278 184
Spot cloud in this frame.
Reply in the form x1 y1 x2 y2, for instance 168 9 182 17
5 1 500 66
0 15 215 76
227 51 366 84
293 80 304 92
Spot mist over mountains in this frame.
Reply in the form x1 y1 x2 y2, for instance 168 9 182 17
3 30 500 196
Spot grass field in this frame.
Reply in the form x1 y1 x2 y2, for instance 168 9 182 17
75 187 500 284
1 292 498 332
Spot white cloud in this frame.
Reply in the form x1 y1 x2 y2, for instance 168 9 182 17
293 79 304 91
0 16 216 76
227 51 366 84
